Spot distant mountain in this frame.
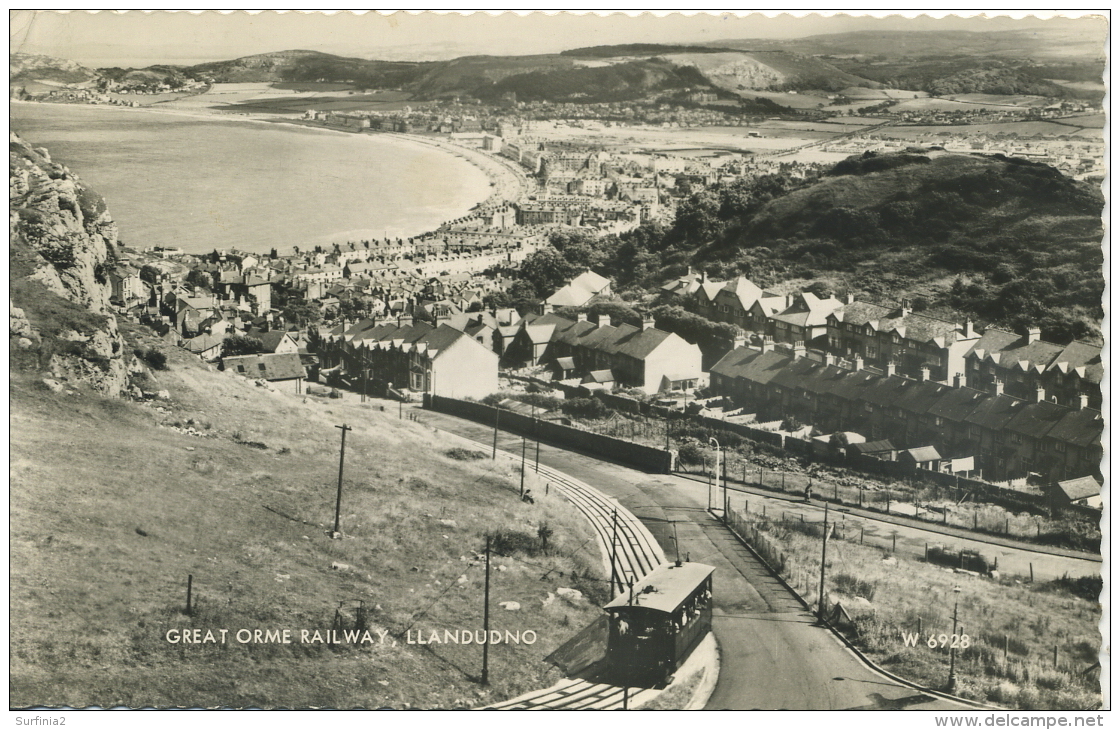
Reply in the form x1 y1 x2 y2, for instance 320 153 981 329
9 52 101 87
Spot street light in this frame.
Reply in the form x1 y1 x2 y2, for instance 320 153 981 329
947 585 962 692
708 437 721 512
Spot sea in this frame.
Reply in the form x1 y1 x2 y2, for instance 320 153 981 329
9 103 493 255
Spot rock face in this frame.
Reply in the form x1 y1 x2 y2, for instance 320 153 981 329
9 132 133 397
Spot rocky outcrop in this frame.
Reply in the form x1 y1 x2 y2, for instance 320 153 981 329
10 132 134 396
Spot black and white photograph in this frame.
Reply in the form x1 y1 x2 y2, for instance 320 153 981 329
8 9 1108 718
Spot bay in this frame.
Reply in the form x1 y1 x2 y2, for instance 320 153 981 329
10 103 493 255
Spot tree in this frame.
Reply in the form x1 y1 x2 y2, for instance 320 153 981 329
518 246 578 298
282 300 321 327
185 269 214 291
222 335 264 357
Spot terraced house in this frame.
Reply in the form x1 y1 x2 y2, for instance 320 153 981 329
824 298 980 382
710 344 1102 483
964 327 1103 410
505 312 703 393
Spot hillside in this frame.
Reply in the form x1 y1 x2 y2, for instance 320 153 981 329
700 151 1105 341
10 52 102 88
9 137 608 709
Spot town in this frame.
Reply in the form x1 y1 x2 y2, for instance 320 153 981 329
107 108 1104 511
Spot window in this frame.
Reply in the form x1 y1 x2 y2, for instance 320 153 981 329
1012 433 1023 444
258 363 267 372
1055 441 1066 453
864 403 874 413
237 365 245 373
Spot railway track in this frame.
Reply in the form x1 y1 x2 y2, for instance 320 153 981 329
442 432 670 709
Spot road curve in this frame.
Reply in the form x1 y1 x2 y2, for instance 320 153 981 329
415 406 976 710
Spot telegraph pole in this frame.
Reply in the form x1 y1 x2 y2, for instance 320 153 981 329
333 424 352 537
817 502 829 623
492 406 499 459
481 535 491 685
519 436 527 498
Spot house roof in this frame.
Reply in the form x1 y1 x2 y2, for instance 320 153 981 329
183 332 224 354
832 300 968 345
584 369 615 383
545 270 611 307
710 347 793 386
902 446 942 462
222 352 306 381
1004 400 1069 439
1054 476 1102 502
1044 408 1104 449
256 330 293 353
849 439 896 454
1048 340 1103 384
416 324 469 358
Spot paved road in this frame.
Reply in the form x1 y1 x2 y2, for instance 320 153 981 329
413 407 971 710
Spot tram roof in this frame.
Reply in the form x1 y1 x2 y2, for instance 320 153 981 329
604 562 715 613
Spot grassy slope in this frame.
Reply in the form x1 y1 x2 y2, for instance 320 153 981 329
10 321 607 709
746 514 1103 710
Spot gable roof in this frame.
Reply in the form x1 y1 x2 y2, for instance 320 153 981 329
902 446 942 462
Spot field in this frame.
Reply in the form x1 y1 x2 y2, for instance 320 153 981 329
10 322 608 709
946 94 1050 108
726 508 1103 710
883 121 1102 140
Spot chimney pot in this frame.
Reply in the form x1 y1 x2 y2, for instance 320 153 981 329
793 341 806 359
1078 393 1090 410
994 380 1004 396
919 366 930 382
953 373 965 388
1035 387 1046 403
599 314 611 328
761 336 774 353
1026 326 1041 344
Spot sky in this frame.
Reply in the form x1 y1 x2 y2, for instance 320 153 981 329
9 10 1107 68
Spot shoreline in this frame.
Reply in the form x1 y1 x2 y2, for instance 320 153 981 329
11 99 525 247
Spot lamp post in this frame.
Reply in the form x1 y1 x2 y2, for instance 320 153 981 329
708 437 721 512
947 585 962 692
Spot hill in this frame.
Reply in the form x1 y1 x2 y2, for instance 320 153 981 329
10 136 607 708
697 151 1104 341
10 52 102 88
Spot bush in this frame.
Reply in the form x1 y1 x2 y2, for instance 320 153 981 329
445 448 487 461
677 442 706 466
560 397 612 420
489 529 540 557
136 347 167 370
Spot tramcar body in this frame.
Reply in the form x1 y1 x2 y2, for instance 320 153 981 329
604 561 715 682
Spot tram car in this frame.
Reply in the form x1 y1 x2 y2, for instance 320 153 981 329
604 561 715 683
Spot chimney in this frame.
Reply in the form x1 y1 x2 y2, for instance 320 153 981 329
900 299 912 318
1026 326 1041 344
953 373 965 388
733 331 746 350
1035 387 1046 403
852 355 864 371
785 293 795 309
761 335 774 353
885 361 897 377
963 319 975 338
825 353 836 366
843 292 855 305
994 380 1004 396
576 313 587 322
398 315 413 328
1078 393 1090 410
542 303 554 314
642 317 655 331
919 366 930 382
598 314 611 329
792 341 806 360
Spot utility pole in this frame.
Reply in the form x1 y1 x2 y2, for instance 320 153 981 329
947 585 962 692
519 436 527 498
333 424 352 537
361 368 367 403
817 502 829 624
609 509 619 599
534 410 541 473
481 535 491 686
492 406 499 459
